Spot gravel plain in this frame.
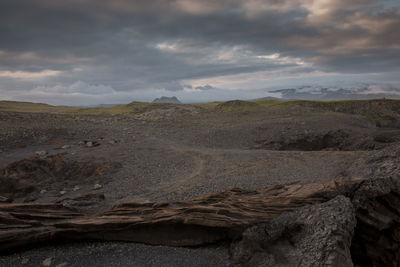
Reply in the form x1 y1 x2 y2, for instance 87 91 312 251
1 101 399 266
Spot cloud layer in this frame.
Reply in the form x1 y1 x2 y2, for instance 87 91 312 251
0 0 399 104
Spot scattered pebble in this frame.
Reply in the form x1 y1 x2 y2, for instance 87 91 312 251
0 196 11 203
21 258 30 264
86 141 94 147
40 189 47 194
42 257 52 266
35 151 47 157
94 184 102 190
56 263 68 267
23 196 37 202
84 141 100 147
60 190 67 195
61 145 71 149
73 186 80 191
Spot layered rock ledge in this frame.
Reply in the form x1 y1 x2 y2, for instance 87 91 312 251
0 177 399 266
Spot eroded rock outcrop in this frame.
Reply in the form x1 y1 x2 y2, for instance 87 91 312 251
0 178 362 252
0 176 399 266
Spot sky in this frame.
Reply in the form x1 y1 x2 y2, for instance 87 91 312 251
0 0 399 105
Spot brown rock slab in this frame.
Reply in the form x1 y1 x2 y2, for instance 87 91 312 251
0 178 362 252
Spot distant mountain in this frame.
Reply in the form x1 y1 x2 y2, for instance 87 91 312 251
268 84 400 101
152 96 181 104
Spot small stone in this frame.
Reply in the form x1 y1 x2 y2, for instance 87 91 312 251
60 190 67 195
73 186 80 191
109 140 116 144
0 195 11 203
23 196 37 203
94 184 102 190
21 258 30 264
35 151 47 157
61 145 71 149
78 141 85 145
87 141 100 147
42 257 52 266
56 262 68 267
253 144 262 149
40 189 47 194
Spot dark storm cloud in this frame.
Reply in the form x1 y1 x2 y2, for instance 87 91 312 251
0 0 399 100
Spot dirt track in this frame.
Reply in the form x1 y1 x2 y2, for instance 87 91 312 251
1 104 399 207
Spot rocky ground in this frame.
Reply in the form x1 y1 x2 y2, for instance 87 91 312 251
0 100 399 266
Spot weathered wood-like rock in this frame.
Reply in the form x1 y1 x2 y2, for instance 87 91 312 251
0 177 399 267
0 178 362 252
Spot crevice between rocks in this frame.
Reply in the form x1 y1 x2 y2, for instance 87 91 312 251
351 191 400 267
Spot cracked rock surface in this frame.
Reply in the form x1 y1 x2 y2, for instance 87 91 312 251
231 195 356 266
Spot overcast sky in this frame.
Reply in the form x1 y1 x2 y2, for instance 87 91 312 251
0 0 399 105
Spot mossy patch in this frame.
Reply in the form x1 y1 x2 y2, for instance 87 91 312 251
194 102 223 110
216 100 259 111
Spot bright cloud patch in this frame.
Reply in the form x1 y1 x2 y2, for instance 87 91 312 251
0 70 61 80
32 81 116 95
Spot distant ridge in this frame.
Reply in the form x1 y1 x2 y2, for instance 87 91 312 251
87 104 118 108
152 96 181 104
251 96 281 101
268 85 400 101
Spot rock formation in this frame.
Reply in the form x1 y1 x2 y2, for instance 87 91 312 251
231 195 356 266
0 177 399 266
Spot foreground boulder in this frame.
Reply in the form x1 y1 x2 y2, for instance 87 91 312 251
0 177 399 266
231 195 356 266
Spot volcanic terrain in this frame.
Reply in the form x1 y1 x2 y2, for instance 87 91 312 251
0 99 399 266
